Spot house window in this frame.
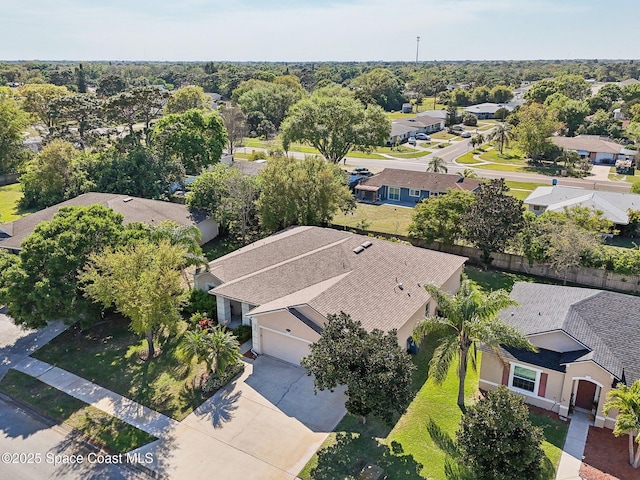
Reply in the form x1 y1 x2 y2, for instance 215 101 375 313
512 365 537 392
388 187 400 201
409 189 420 197
533 205 541 211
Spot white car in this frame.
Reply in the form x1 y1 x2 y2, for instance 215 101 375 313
460 131 472 138
415 133 431 140
407 137 416 145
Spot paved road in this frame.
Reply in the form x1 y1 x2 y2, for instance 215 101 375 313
0 398 150 480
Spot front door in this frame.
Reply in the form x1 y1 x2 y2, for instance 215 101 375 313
575 380 597 410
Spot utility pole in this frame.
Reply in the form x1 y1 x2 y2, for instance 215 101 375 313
415 36 420 67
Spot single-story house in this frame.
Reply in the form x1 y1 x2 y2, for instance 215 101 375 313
479 282 640 429
386 115 444 146
463 102 515 120
0 192 218 253
354 169 481 206
551 135 636 165
195 226 467 366
524 185 640 227
617 78 640 88
417 110 448 121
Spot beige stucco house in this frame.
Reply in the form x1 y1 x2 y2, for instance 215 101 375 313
479 283 640 429
195 226 467 365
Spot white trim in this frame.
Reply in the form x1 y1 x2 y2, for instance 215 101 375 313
258 325 313 344
480 377 556 405
509 363 541 396
479 379 500 387
388 185 401 201
571 376 604 389
409 188 421 198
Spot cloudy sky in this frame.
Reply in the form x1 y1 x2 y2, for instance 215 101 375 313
1 0 638 61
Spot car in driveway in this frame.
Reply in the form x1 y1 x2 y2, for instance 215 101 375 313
460 131 471 138
407 137 416 145
415 133 431 140
349 167 373 176
452 125 465 131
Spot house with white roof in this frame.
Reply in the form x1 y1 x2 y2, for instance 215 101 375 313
551 135 636 165
463 102 515 119
524 186 640 227
386 115 444 146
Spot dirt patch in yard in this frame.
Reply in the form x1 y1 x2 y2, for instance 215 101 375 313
580 426 638 480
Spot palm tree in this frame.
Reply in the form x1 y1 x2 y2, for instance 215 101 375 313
490 122 513 155
413 275 535 409
178 325 241 376
150 221 208 288
458 169 479 179
427 156 448 173
604 380 640 468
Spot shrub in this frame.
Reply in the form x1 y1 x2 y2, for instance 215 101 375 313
249 150 267 161
183 289 218 319
231 324 252 344
202 361 245 393
462 112 478 126
457 387 544 480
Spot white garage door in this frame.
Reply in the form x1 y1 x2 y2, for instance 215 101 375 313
260 328 311 366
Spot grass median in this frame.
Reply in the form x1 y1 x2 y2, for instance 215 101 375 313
0 370 156 453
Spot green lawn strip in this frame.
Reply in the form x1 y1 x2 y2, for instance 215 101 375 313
32 318 209 421
530 410 569 474
463 265 563 292
299 335 566 480
0 370 156 453
430 131 458 141
479 148 526 164
455 151 483 165
0 183 26 223
386 111 417 120
504 180 547 191
331 203 414 236
509 189 533 201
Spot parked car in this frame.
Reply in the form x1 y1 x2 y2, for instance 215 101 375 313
408 137 417 145
349 167 373 177
452 125 465 131
460 131 471 138
415 133 431 140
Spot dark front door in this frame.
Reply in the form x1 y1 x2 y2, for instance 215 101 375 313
575 380 597 410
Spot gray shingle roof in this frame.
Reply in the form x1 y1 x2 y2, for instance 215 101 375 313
209 226 467 333
501 282 640 384
0 193 208 250
355 169 482 193
524 186 640 225
551 135 625 155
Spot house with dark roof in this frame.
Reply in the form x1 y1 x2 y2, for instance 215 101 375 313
0 193 218 253
194 226 467 366
354 169 481 206
479 282 640 429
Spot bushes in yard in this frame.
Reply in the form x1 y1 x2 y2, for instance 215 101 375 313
183 289 217 319
202 361 245 393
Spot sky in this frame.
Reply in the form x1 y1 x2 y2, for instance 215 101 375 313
1 0 638 62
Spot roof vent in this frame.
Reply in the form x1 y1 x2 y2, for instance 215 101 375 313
397 283 404 290
123 197 133 203
353 246 365 254
361 240 373 249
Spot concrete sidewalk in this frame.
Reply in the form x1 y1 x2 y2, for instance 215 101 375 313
555 411 591 480
12 356 178 437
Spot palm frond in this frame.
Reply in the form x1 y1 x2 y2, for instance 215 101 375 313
429 335 458 384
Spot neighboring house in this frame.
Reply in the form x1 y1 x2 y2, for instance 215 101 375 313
0 192 218 253
354 169 481 206
195 226 467 366
551 135 636 165
479 282 640 429
417 110 448 121
524 185 640 227
463 102 515 119
617 78 640 88
387 115 444 146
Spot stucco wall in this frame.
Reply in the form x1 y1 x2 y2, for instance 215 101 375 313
197 218 219 244
194 272 222 292
529 331 585 353
562 362 615 423
256 310 321 344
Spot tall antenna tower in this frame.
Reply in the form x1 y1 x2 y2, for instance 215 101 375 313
415 36 420 66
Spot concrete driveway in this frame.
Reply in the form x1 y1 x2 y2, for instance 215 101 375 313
133 356 347 479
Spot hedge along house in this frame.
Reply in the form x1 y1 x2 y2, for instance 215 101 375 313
355 169 481 207
194 226 467 366
479 282 640 429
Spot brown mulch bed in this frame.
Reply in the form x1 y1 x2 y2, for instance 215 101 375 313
580 426 638 480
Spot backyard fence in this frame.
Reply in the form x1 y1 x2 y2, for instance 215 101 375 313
0 174 20 186
331 225 640 294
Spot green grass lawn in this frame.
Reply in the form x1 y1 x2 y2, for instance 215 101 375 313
299 335 567 480
331 203 414 235
430 131 458 141
32 317 210 421
479 147 525 164
455 151 483 165
0 183 26 223
464 265 565 292
0 370 156 453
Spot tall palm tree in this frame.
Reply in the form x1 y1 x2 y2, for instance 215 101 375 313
413 275 535 409
490 122 513 155
604 380 640 468
427 156 448 173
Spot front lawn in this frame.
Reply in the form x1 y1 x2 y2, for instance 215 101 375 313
331 203 414 235
455 151 483 165
299 336 568 479
0 370 156 453
0 183 26 223
32 317 211 421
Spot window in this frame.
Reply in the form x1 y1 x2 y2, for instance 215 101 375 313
409 189 420 197
512 365 537 392
388 187 400 201
533 205 541 211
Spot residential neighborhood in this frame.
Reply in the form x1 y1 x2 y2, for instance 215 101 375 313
2 4 640 480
